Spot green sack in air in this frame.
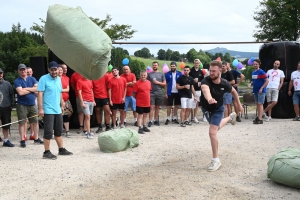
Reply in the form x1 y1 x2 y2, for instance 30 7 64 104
98 128 139 153
267 148 300 188
44 4 112 80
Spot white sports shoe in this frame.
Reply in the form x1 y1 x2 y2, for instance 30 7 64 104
229 112 237 125
87 133 93 139
266 117 272 122
194 118 200 123
262 113 267 119
207 159 222 172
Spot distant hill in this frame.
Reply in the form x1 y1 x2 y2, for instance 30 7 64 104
205 47 258 59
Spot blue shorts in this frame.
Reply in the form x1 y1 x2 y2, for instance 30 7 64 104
223 92 232 105
232 87 238 100
124 96 136 112
202 105 225 126
254 93 266 104
293 91 300 105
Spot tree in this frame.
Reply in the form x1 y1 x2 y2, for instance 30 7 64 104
186 48 199 63
134 47 151 58
166 49 173 60
170 51 181 61
223 52 232 63
31 14 137 42
242 66 254 81
157 49 166 60
253 0 300 41
128 59 146 80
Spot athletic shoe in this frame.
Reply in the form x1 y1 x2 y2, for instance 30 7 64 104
134 121 138 127
43 151 57 160
262 113 267 119
113 126 117 129
124 122 127 126
20 140 26 148
253 117 259 123
58 148 73 156
180 122 186 127
148 121 152 127
30 135 35 140
120 124 125 128
193 118 200 123
172 119 179 124
34 138 44 144
203 116 207 122
293 116 300 121
207 160 222 172
3 140 14 147
184 121 192 125
77 127 83 134
66 132 71 138
96 126 102 133
165 119 170 125
253 119 263 124
143 126 150 132
229 112 237 125
153 120 160 126
236 115 241 122
87 133 93 139
82 131 87 136
138 127 144 134
105 126 111 131
266 117 272 122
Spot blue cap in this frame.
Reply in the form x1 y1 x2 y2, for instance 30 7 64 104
48 61 58 69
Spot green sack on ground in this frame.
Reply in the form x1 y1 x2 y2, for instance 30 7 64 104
44 4 112 80
98 128 139 153
267 148 300 188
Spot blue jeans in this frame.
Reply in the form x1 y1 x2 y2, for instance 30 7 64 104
124 96 136 111
202 105 225 126
254 93 266 104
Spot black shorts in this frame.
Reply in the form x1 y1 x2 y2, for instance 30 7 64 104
0 108 11 130
167 93 181 106
136 106 150 114
110 103 125 110
43 114 63 140
95 98 109 108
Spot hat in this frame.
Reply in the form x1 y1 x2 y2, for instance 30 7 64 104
18 64 27 70
48 61 58 69
170 61 177 66
0 68 3 73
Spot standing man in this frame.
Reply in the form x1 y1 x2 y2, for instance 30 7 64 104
14 64 43 148
227 63 245 122
108 67 127 128
164 61 181 125
93 71 113 132
147 61 166 127
70 71 84 134
120 65 138 126
176 66 197 127
189 59 205 123
201 60 243 172
221 61 235 118
288 61 300 121
0 68 14 147
252 59 269 124
132 71 151 134
263 60 285 121
38 61 73 159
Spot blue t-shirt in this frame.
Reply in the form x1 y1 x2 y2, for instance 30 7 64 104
14 76 37 106
230 69 241 84
252 69 267 94
37 74 62 114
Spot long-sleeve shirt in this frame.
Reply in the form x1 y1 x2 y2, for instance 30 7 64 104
0 79 14 109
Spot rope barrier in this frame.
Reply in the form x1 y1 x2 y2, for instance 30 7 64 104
0 114 39 128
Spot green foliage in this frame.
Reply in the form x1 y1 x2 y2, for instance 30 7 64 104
242 66 254 81
253 0 300 41
170 51 181 61
128 59 146 80
166 49 173 60
134 47 151 58
157 49 166 60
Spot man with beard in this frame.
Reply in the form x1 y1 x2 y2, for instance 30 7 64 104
221 61 235 118
288 61 300 121
262 60 285 121
189 59 205 123
147 61 166 127
164 61 182 125
108 67 127 128
38 61 73 159
176 66 197 127
201 60 243 172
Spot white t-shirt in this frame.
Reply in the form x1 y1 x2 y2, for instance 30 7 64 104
291 70 300 91
171 72 178 93
266 69 285 89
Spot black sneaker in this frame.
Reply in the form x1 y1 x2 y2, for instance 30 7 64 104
172 119 179 124
184 121 192 125
153 120 160 126
236 116 241 122
43 151 57 160
124 122 127 126
180 122 186 127
34 138 44 144
58 148 73 156
134 121 138 127
143 126 150 132
105 126 111 131
3 140 14 147
165 119 170 125
253 119 263 124
138 127 144 134
20 140 26 148
148 121 152 127
253 117 259 123
293 116 300 121
96 126 102 133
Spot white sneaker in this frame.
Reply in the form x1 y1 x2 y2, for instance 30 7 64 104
229 112 237 125
203 116 207 122
120 124 125 128
194 118 200 123
87 133 93 139
113 126 117 129
266 117 272 122
207 160 222 172
262 113 267 119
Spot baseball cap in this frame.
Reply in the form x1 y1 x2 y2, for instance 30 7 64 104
48 61 58 69
170 61 177 66
18 64 27 70
0 68 3 73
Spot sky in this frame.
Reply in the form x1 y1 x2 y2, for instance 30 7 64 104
0 0 264 56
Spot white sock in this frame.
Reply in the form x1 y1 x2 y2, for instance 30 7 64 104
4 139 8 142
134 118 137 121
173 116 177 120
124 119 126 122
167 116 170 120
212 158 220 162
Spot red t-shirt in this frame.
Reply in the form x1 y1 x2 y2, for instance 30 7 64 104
132 80 152 107
120 73 136 97
61 75 69 102
108 77 127 104
70 72 83 97
92 73 113 99
76 79 94 102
